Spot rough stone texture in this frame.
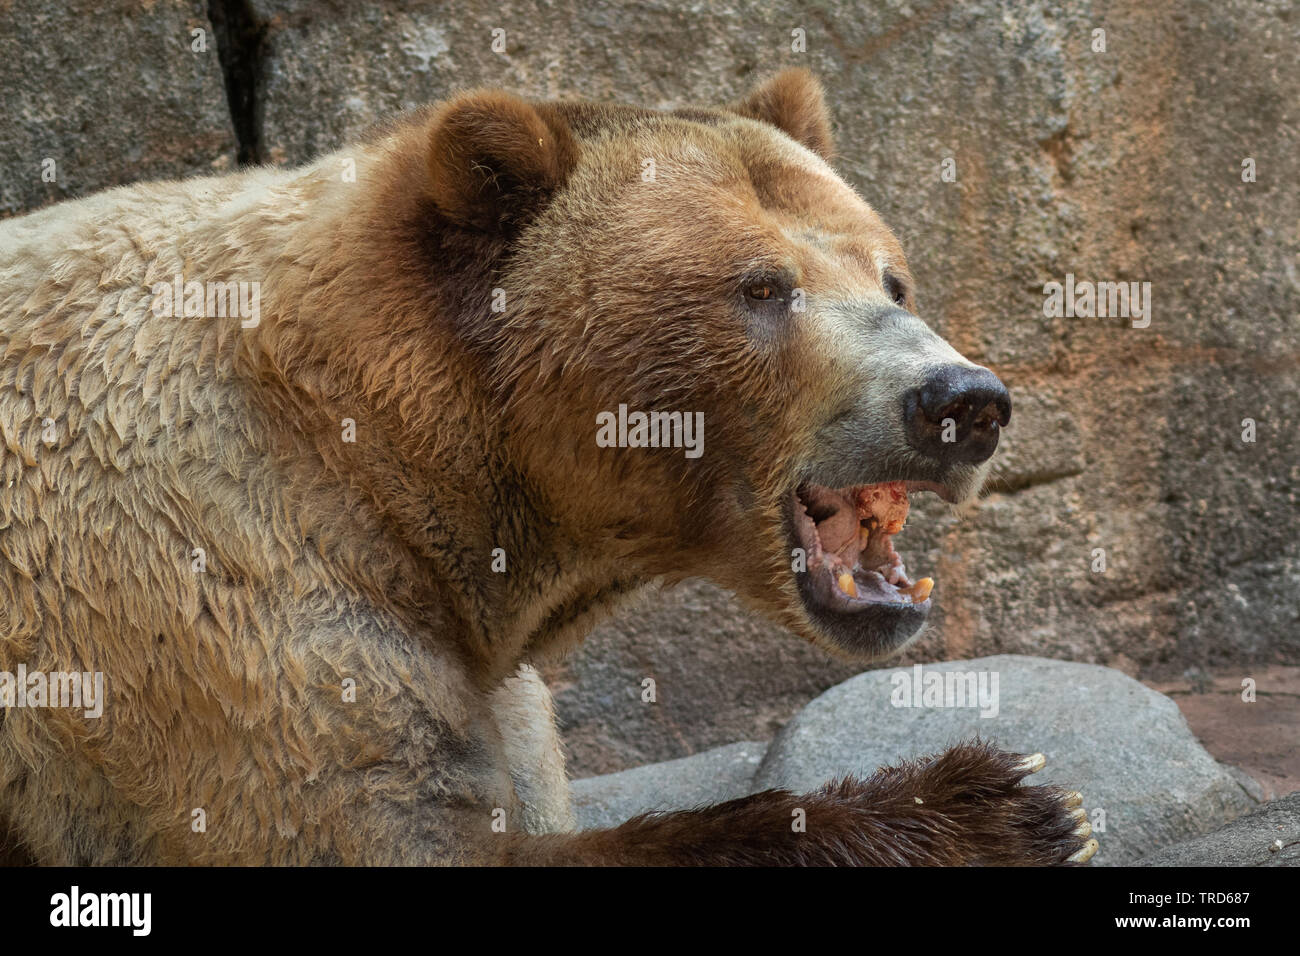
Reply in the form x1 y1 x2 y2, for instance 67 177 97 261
1220 763 1267 804
4 0 1296 776
1135 792 1300 866
753 655 1257 865
0 0 237 217
570 740 767 831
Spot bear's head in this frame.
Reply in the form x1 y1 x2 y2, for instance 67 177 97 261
420 69 1010 661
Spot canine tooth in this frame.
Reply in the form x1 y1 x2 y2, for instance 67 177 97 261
905 577 934 602
837 572 858 598
858 526 870 549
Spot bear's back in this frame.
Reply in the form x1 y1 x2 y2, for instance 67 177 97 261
0 168 309 656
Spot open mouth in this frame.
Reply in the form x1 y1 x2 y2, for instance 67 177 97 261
789 480 936 617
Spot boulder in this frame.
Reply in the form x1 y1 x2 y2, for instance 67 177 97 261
1135 792 1300 866
753 655 1257 864
571 740 767 831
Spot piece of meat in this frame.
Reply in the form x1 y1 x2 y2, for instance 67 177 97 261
855 481 909 534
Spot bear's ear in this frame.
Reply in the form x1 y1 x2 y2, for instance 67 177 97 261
427 90 578 231
732 69 834 160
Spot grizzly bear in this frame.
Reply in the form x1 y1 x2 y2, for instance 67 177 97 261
0 69 1096 865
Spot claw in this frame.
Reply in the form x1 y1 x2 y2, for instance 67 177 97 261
1016 753 1046 774
1068 838 1099 864
1071 809 1092 838
1063 790 1084 808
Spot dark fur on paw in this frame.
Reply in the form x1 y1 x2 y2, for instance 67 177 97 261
818 738 1098 866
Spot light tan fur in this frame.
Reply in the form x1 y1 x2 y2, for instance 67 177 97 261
0 156 521 863
489 665 575 835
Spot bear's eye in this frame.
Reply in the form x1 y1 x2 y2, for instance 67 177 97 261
738 270 795 325
884 273 908 306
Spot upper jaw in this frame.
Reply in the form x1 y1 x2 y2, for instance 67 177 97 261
796 451 990 508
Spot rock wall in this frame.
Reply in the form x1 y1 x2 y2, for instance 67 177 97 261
2 0 1295 775
0 0 237 215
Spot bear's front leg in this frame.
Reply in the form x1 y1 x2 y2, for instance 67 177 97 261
503 740 1096 865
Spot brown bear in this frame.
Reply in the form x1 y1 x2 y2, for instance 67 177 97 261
0 69 1096 865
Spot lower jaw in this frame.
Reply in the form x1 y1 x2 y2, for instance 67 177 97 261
797 590 930 660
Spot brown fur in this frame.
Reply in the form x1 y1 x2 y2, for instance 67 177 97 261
427 91 580 231
0 70 1089 864
733 68 835 160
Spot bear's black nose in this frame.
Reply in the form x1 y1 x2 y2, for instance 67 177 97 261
903 366 1011 466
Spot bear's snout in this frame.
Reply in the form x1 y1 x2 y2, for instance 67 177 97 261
903 365 1012 466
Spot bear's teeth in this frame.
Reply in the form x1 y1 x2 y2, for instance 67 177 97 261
902 577 934 602
837 572 857 598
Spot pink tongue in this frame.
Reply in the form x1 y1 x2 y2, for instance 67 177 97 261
817 506 861 562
